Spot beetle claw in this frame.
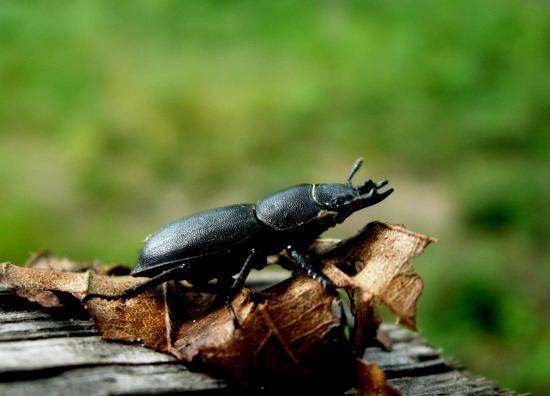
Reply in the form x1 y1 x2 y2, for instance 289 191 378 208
375 179 388 188
362 188 375 199
358 184 394 207
376 187 394 199
226 301 242 329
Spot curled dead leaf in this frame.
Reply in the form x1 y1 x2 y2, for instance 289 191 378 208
322 222 435 331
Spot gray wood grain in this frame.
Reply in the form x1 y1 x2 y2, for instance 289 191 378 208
0 280 524 395
0 364 229 396
365 326 523 396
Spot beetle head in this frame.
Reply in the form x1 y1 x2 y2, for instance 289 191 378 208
312 158 394 220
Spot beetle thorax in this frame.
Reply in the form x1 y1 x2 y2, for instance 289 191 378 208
255 184 325 232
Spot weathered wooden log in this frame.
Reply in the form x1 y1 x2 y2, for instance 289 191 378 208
0 277 524 396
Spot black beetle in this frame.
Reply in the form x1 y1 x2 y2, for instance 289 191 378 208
83 159 393 324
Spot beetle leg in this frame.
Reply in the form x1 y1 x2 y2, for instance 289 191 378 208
225 249 263 328
208 275 232 306
275 253 296 271
285 247 336 293
82 264 188 303
286 247 349 328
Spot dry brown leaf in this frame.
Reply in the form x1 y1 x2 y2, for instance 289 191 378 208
0 221 434 393
356 359 400 396
170 276 350 389
322 222 435 331
25 251 130 275
0 262 171 349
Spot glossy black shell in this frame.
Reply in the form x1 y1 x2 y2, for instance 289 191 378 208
132 204 262 277
255 184 323 230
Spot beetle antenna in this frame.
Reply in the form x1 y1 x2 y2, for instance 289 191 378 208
346 158 363 185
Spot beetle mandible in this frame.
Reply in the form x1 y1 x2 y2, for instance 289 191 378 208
83 159 393 324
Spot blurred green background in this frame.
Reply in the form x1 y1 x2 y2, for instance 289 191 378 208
1 0 548 393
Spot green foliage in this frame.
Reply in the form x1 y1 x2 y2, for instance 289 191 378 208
1 0 548 393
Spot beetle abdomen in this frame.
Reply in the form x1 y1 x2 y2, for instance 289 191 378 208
255 184 323 231
132 204 260 276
